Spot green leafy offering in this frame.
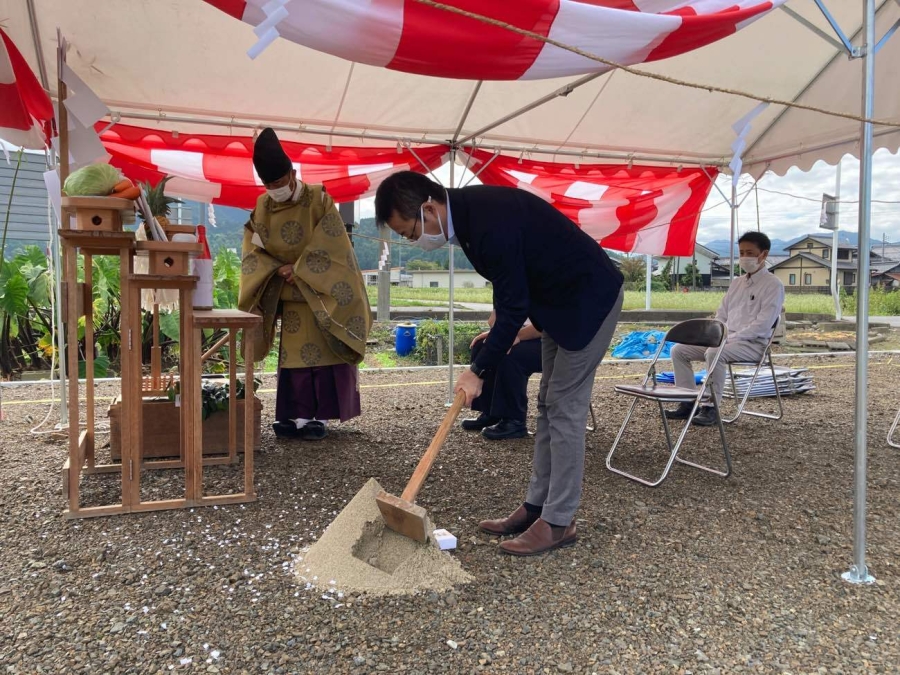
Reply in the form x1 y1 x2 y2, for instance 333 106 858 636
63 163 121 196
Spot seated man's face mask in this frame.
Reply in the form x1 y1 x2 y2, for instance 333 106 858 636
415 199 447 251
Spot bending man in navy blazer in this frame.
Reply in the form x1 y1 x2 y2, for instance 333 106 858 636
375 172 624 556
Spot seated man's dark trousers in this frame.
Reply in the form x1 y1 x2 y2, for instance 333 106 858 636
471 337 542 423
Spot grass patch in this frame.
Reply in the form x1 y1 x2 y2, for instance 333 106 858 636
366 286 843 316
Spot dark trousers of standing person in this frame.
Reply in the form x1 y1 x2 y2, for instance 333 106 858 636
471 338 542 422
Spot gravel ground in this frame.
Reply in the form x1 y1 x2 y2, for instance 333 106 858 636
1 354 899 674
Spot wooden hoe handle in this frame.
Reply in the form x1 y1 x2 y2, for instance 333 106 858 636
399 390 466 503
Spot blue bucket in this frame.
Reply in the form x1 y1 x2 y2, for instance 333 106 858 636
395 323 417 356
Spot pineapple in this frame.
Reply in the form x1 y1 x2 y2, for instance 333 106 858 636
140 176 183 231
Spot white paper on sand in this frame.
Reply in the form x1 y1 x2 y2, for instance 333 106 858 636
433 529 457 551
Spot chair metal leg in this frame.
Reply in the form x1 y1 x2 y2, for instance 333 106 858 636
586 403 597 432
606 397 706 487
888 406 900 449
722 353 784 424
675 397 732 478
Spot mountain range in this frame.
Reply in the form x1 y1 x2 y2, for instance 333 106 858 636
703 231 895 257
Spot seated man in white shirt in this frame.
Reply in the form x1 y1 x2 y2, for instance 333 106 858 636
666 232 785 426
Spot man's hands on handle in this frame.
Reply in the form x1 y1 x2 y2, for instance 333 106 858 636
454 368 484 408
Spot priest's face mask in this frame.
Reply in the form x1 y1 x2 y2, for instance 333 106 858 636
265 170 296 203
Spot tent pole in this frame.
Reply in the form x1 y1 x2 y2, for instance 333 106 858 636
25 0 49 89
457 72 605 145
729 183 737 282
743 0 889 165
453 82 482 143
832 163 842 320
842 0 876 586
447 151 456 406
645 254 652 310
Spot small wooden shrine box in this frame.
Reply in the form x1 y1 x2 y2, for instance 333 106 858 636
135 241 202 276
60 196 133 233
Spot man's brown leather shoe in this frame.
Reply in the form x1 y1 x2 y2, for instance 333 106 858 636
498 518 577 556
478 505 541 536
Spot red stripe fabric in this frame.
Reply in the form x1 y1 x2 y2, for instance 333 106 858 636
645 3 771 61
100 123 449 209
388 0 559 79
462 149 717 256
0 28 54 146
204 0 785 81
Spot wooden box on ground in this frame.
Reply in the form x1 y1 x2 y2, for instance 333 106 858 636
108 396 262 460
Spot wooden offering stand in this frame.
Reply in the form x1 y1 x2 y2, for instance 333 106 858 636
59 202 261 518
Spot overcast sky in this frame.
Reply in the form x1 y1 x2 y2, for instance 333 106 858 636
358 148 900 246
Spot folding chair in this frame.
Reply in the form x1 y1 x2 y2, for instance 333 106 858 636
889 405 900 449
606 319 731 487
721 318 784 424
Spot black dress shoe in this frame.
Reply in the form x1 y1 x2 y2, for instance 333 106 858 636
272 421 300 438
482 419 528 440
691 406 720 427
665 402 694 420
461 412 499 431
299 420 327 440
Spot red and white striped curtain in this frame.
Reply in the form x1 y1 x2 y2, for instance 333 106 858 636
100 123 449 209
460 149 716 256
205 0 783 81
0 28 54 149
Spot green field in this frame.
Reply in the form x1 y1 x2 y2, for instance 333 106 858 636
366 287 845 315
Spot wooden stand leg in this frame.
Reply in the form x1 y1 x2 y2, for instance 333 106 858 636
228 331 237 463
65 245 80 513
243 331 255 498
182 290 201 502
121 260 141 509
83 254 95 468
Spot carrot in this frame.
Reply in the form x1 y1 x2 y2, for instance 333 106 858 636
111 178 134 193
111 186 141 200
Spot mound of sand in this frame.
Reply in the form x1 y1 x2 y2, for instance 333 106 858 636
296 478 472 596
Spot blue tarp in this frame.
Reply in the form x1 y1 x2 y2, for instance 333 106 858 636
656 370 706 385
611 331 673 359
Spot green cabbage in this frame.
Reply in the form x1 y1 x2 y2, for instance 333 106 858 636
63 163 121 196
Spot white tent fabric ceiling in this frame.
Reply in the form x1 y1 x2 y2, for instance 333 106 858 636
4 0 899 177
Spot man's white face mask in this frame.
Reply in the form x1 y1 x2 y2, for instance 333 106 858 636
739 255 763 274
267 178 294 203
414 203 447 251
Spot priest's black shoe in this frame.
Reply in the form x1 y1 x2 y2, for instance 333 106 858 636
461 412 499 431
482 419 528 440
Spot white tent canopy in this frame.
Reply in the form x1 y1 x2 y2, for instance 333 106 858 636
4 0 896 585
4 0 898 175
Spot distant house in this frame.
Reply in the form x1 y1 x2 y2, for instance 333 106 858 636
769 252 858 290
871 263 900 289
360 267 411 286
655 243 719 288
408 269 491 289
769 234 900 292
